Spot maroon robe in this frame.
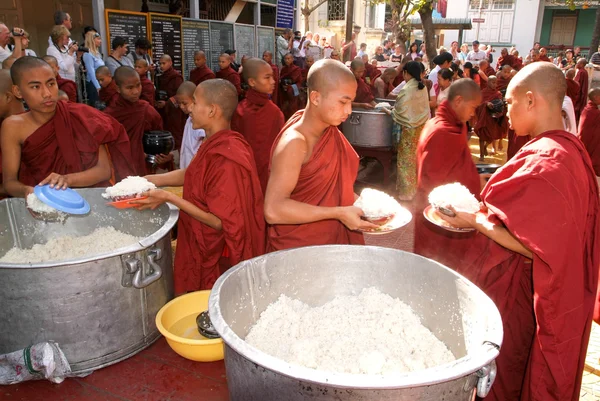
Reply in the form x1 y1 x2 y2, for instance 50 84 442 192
355 76 374 104
231 88 285 194
269 62 280 106
458 130 599 401
496 74 512 93
507 128 530 161
19 101 134 187
189 65 215 85
480 66 496 90
267 110 365 251
574 67 589 120
578 101 600 176
174 130 266 292
414 100 481 270
475 88 504 142
216 66 243 97
99 80 119 108
157 67 186 150
56 74 77 102
279 64 303 120
104 97 163 176
496 54 520 71
566 78 580 104
364 63 381 87
140 76 155 105
539 55 551 62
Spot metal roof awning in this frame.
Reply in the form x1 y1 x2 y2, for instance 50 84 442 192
409 18 473 30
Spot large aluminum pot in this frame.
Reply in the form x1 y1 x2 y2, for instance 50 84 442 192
375 98 395 107
341 109 393 148
209 245 503 401
0 188 179 373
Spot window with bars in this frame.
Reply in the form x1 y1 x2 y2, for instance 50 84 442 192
469 0 513 9
328 0 346 21
492 0 514 10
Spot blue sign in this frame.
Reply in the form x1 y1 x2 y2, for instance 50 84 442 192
276 0 294 29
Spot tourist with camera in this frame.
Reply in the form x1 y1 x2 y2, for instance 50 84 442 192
46 25 77 81
82 30 104 104
0 25 23 66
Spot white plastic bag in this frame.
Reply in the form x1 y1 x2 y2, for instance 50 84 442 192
0 342 71 384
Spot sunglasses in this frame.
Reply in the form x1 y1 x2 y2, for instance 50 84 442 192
94 33 100 38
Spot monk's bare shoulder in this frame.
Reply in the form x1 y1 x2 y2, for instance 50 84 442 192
273 125 309 162
1 113 38 144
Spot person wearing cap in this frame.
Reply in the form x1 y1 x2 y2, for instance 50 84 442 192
429 52 453 93
466 40 487 66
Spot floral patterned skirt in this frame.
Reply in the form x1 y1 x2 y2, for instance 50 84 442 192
395 122 426 200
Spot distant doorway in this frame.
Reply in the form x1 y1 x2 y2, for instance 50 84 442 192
549 15 577 46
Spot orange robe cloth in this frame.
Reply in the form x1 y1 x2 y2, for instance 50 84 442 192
414 100 481 270
231 88 285 194
496 74 512 93
173 129 266 292
538 55 551 62
355 76 374 104
566 78 580 104
56 74 77 102
267 110 365 252
496 54 520 71
574 67 589 120
578 101 600 176
18 101 134 186
480 66 496 90
279 64 303 120
189 65 215 85
507 128 530 161
157 67 185 150
216 66 243 97
104 97 164 176
458 130 600 401
475 88 504 142
364 63 381 87
269 62 280 106
140 76 155 105
99 80 119 108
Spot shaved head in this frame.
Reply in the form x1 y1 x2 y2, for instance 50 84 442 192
566 68 576 79
114 66 139 86
448 78 481 102
308 58 355 95
577 58 587 67
589 87 600 103
160 54 172 62
509 62 566 107
177 80 196 97
194 51 206 59
135 59 148 68
350 59 364 71
501 65 511 72
242 58 269 82
42 55 58 67
10 56 53 86
197 78 238 120
0 69 13 93
2 56 16 70
96 65 111 76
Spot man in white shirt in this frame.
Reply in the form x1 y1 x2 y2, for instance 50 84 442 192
0 24 13 65
466 40 487 66
276 29 293 68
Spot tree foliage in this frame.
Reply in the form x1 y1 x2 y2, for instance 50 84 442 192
368 0 418 53
301 0 329 32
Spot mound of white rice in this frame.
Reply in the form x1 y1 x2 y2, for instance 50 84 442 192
26 193 62 215
102 176 156 199
246 287 455 375
374 102 392 109
354 188 399 218
428 183 480 213
0 227 141 264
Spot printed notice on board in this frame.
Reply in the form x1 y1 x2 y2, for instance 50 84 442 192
276 0 294 29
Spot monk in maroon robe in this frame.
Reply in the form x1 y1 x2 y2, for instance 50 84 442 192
478 60 496 90
415 80 482 270
189 51 215 85
350 59 376 108
495 65 513 94
475 76 504 159
279 53 304 120
574 59 589 121
134 59 155 104
134 79 265 292
231 58 285 194
265 59 376 252
156 55 186 151
104 67 164 176
361 54 381 88
440 63 600 401
216 53 243 97
42 55 77 102
578 88 600 176
566 69 580 104
496 48 521 71
263 51 280 106
2 58 134 198
96 66 119 107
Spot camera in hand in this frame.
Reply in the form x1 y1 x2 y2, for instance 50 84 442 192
78 42 89 53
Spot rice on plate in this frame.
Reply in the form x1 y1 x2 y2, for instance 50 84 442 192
102 176 156 201
354 188 400 225
428 183 480 214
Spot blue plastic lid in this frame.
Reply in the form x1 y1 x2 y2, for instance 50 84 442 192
34 185 90 215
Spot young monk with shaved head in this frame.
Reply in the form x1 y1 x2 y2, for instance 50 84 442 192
43 55 77 103
350 59 376 109
216 53 242 97
262 51 279 104
414 78 482 269
265 59 377 251
231 58 284 193
134 79 265 292
0 69 25 198
440 62 600 401
96 66 119 107
189 51 215 85
1 57 134 198
134 59 155 104
156 54 186 155
104 66 164 176
578 88 600 176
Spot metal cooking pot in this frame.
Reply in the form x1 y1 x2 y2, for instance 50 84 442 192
209 245 503 401
341 109 393 148
375 98 395 107
0 188 179 373
143 130 175 164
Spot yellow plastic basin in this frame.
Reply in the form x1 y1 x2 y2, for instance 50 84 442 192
156 290 224 362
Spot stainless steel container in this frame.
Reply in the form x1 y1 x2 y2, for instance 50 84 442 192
0 188 179 373
341 109 393 148
209 245 503 401
375 98 395 107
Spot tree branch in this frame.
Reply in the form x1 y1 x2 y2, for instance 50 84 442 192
306 0 329 14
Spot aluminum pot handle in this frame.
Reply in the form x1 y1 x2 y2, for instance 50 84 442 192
132 248 163 289
476 360 497 398
349 114 360 125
